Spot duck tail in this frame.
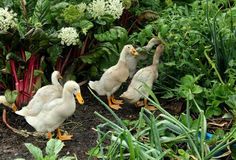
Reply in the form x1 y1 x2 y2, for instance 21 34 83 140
88 81 97 90
120 91 136 103
15 108 28 116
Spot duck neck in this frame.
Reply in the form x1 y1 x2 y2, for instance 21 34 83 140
51 76 60 86
62 89 75 104
152 50 161 66
118 50 127 63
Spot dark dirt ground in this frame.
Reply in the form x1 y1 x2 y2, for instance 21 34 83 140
0 85 183 160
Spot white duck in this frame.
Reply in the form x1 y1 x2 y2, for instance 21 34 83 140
89 45 138 110
24 80 84 140
127 37 161 78
120 44 164 110
0 95 17 112
16 71 63 116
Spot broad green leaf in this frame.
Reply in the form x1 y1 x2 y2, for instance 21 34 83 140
192 85 203 94
46 139 65 156
25 143 43 160
4 89 18 104
94 26 128 42
206 106 222 118
31 0 51 26
77 20 94 35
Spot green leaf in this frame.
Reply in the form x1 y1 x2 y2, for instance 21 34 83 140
87 147 100 156
46 139 65 156
226 95 236 109
192 85 203 94
4 89 18 104
72 19 94 35
59 156 76 160
25 51 32 61
25 143 43 160
47 45 62 66
94 26 128 43
34 70 44 77
206 106 222 118
31 0 51 26
161 91 175 99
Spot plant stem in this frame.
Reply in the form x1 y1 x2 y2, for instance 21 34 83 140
204 48 224 84
61 48 73 73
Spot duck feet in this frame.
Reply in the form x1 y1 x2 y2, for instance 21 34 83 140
135 100 144 107
47 132 52 139
57 128 73 141
108 96 122 110
111 95 123 105
144 99 157 111
144 105 157 111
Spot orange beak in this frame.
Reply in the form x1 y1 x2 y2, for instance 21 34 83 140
130 48 139 56
76 92 84 105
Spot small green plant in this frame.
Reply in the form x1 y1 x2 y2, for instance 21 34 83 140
15 139 76 160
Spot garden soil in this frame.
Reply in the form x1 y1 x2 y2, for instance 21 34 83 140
0 85 182 160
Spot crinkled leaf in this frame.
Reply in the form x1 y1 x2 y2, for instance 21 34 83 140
25 143 43 160
31 0 51 26
4 89 18 104
46 139 64 156
77 20 94 35
94 26 128 43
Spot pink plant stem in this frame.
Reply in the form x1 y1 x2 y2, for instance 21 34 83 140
21 48 26 61
80 36 89 56
61 48 72 73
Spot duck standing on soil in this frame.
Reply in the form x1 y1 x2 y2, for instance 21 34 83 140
16 71 63 116
127 37 161 78
120 44 164 110
89 45 139 110
0 96 17 112
22 80 84 141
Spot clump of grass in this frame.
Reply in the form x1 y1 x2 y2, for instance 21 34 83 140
88 87 236 159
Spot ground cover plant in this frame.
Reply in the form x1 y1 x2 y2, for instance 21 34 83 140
0 0 236 159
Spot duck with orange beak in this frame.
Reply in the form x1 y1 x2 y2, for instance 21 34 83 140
89 44 138 110
20 80 84 141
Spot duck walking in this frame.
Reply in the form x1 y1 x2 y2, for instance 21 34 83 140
120 44 164 110
89 45 138 110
